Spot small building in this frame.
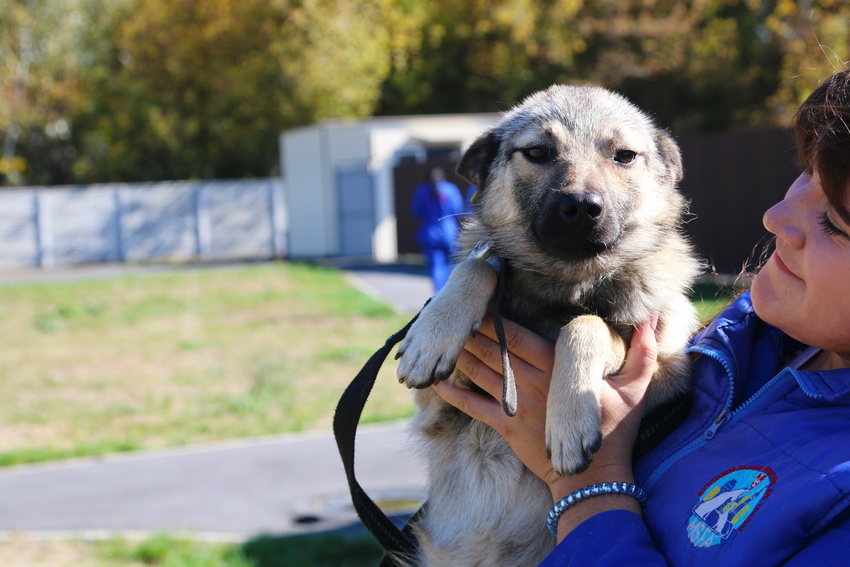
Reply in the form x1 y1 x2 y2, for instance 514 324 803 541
279 113 498 262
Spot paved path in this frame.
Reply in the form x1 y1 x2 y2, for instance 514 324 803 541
0 422 425 541
0 263 433 542
342 262 434 314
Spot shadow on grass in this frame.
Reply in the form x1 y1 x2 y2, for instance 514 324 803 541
240 532 383 567
238 515 413 567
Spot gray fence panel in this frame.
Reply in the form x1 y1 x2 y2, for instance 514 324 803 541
207 181 274 259
0 179 286 269
0 190 38 268
44 186 122 266
120 182 199 262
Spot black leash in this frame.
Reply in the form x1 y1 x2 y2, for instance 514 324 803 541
334 256 515 562
333 259 690 563
333 304 426 560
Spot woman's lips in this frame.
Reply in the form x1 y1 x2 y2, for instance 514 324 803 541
772 250 801 281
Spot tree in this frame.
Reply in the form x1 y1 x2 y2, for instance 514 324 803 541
0 0 97 184
4 0 850 185
71 0 423 182
376 0 849 133
763 0 850 121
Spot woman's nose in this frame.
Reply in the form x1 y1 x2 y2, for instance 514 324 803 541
763 188 805 249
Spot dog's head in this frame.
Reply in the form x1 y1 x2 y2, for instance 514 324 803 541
458 85 686 279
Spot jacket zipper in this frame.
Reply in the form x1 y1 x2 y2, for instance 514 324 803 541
643 345 794 492
643 345 734 491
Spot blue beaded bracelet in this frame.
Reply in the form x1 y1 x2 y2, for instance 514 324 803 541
547 482 647 536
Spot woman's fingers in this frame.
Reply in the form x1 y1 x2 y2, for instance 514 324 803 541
607 316 658 390
454 349 505 400
432 379 507 431
457 323 553 402
464 316 554 375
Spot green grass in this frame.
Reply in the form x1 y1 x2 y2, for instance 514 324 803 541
0 532 384 567
0 265 738 566
0 263 737 468
0 262 413 467
690 280 741 323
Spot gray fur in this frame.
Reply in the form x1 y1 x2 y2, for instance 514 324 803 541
394 84 702 566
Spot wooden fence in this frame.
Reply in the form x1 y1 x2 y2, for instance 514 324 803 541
393 128 800 276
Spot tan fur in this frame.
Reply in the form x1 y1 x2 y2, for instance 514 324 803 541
393 85 702 566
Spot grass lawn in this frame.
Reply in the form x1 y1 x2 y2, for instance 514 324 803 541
0 263 734 467
0 262 735 565
0 532 384 567
0 262 413 467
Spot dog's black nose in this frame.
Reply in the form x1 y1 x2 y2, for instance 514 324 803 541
533 191 610 259
558 192 604 228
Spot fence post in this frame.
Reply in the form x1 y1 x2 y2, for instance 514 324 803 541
34 191 54 268
194 183 212 259
113 186 126 262
270 179 286 258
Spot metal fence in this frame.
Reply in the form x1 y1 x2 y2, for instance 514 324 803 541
0 179 286 269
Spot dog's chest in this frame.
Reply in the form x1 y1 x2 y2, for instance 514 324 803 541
499 272 631 341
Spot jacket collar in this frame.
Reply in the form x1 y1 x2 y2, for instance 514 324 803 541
691 291 850 403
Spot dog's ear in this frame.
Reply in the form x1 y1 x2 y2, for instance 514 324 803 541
655 130 683 184
457 131 500 190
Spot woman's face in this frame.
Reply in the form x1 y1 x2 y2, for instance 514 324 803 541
751 172 850 365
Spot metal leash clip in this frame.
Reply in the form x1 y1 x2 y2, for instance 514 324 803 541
468 240 502 273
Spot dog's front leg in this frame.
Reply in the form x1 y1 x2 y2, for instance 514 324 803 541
397 258 498 389
546 315 627 476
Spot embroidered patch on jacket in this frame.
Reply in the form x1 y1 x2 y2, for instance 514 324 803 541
687 465 776 548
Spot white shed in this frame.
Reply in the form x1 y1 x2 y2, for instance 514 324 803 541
279 113 498 262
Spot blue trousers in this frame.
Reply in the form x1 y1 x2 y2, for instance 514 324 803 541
424 246 453 292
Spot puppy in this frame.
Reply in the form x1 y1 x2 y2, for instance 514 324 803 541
392 85 701 566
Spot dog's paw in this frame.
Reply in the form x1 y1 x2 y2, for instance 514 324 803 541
545 399 602 476
396 317 480 389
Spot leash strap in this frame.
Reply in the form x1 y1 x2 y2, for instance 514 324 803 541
333 304 426 557
334 254 514 559
492 261 517 416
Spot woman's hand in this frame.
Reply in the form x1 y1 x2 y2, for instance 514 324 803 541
432 315 659 539
432 316 557 483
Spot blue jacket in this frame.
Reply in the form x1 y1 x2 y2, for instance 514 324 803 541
541 292 850 566
411 180 464 250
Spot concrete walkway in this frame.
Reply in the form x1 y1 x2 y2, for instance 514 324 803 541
0 422 425 542
0 263 433 542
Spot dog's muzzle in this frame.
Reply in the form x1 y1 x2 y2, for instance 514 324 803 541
533 191 612 259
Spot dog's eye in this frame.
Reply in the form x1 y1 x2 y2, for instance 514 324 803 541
614 149 638 165
521 146 551 163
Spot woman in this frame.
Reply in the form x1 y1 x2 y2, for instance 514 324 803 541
433 69 850 564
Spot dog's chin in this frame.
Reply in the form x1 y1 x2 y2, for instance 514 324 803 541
530 219 620 260
531 228 616 264
537 240 608 262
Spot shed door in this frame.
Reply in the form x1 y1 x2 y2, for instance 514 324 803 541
336 165 374 256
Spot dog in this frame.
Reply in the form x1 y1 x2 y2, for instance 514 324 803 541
393 85 702 566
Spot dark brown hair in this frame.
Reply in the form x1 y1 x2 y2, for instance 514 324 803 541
793 70 850 225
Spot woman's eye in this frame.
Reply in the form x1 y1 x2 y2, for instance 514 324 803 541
818 212 848 238
614 149 638 165
521 146 551 163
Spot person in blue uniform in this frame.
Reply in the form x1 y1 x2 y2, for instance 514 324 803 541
433 69 850 565
412 168 465 292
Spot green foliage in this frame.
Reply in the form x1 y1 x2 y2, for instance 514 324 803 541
2 0 849 184
377 0 840 133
